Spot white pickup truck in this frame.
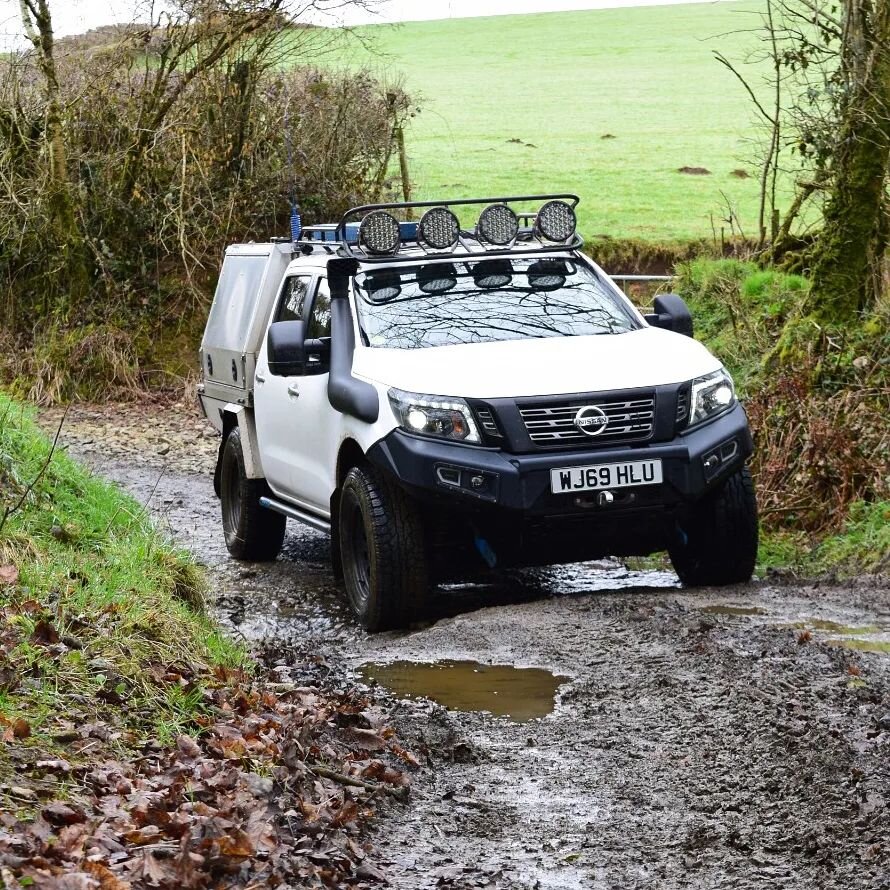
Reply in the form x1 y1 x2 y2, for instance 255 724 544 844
198 195 757 631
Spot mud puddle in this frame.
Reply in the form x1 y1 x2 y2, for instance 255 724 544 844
42 403 890 890
698 602 890 657
700 604 767 616
359 660 570 722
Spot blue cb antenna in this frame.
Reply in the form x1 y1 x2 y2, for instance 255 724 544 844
285 107 301 242
290 202 302 242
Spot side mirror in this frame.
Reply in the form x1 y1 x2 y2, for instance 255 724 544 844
268 320 307 376
645 293 693 338
268 322 332 376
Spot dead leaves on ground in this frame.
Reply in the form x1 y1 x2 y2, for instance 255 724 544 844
0 564 19 587
0 680 417 888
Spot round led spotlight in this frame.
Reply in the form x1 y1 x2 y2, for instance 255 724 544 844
477 204 519 246
418 207 460 252
535 200 577 243
359 210 401 255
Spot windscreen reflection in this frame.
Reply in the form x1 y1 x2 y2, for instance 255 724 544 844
354 259 640 350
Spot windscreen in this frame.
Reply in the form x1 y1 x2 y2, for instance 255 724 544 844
354 258 640 350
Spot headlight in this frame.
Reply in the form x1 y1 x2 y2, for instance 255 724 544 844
388 388 481 444
689 368 735 427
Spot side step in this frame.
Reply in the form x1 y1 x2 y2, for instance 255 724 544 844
259 496 331 535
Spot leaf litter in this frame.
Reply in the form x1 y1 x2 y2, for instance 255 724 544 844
1 667 418 888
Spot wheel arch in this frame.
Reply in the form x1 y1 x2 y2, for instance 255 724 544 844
329 437 367 578
214 405 264 497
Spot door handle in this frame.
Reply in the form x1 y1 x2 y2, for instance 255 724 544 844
287 383 300 399
255 372 266 384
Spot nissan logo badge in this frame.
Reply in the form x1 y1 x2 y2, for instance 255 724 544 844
574 405 609 436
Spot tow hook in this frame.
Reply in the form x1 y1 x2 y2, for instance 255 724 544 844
574 489 628 509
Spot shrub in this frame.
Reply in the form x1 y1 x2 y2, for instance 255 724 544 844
0 20 413 400
676 258 889 536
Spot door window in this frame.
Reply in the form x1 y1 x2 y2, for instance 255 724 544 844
275 275 313 322
306 280 332 339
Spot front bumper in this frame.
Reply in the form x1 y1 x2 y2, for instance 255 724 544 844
367 403 753 518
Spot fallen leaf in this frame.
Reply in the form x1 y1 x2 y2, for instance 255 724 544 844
31 618 60 645
83 861 132 890
177 734 201 758
124 825 162 845
0 664 18 693
218 827 255 858
0 565 18 587
42 801 87 826
342 727 387 751
36 758 72 774
356 861 389 882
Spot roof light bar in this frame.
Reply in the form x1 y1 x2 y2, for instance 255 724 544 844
359 210 401 255
535 200 577 243
477 204 519 246
336 194 580 263
418 207 461 252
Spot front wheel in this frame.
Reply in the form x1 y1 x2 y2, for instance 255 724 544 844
339 465 428 632
220 428 286 562
669 466 758 586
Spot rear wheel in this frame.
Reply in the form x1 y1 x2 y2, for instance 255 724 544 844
220 427 286 561
669 466 758 586
339 465 427 632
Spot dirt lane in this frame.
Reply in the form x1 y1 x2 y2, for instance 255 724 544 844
42 403 890 890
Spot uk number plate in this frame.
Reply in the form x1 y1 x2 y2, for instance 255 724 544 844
550 459 663 494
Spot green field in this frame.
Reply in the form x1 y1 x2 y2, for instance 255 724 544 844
335 1 777 242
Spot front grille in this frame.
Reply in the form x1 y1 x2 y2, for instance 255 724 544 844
519 393 655 447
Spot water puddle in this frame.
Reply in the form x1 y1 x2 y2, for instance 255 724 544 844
792 619 881 634
358 660 569 722
827 639 890 655
700 605 767 617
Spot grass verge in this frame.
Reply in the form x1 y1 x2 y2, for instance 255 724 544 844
758 502 890 578
0 392 245 775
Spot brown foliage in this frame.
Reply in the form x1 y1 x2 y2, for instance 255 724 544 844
0 676 416 888
747 367 889 533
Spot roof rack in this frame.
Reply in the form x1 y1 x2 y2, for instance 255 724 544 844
295 194 582 264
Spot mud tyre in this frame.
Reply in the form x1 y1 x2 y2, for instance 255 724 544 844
220 428 286 562
669 466 758 586
339 465 428 632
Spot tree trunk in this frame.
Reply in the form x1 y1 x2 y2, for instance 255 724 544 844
805 0 890 323
20 0 89 312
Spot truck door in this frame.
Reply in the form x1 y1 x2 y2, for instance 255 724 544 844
255 275 338 514
254 273 313 503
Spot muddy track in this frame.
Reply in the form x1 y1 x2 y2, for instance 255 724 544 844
43 403 890 890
